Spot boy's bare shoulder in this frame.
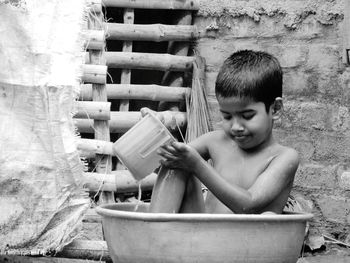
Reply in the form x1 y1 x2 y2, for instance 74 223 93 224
190 130 228 156
273 144 300 167
277 144 299 157
200 130 227 140
195 130 229 146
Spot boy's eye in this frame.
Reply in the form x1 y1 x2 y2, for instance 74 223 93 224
241 112 255 120
222 114 231 120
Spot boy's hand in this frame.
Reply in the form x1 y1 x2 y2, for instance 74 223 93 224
157 142 201 172
140 107 165 123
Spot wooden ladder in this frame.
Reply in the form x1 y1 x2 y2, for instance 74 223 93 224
65 0 202 260
77 0 200 202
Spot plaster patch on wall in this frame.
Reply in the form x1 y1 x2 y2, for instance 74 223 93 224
332 106 349 131
198 0 344 28
340 171 350 190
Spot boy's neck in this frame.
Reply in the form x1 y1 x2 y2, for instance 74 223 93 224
238 132 276 154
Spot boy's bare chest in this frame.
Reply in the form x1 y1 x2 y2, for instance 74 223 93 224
211 146 273 188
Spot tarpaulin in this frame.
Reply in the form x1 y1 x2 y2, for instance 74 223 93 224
0 0 89 255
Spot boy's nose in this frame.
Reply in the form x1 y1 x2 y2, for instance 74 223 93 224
231 118 244 132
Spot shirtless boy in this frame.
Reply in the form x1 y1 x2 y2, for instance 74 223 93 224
157 50 299 214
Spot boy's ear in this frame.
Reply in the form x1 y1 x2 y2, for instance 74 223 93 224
271 97 283 120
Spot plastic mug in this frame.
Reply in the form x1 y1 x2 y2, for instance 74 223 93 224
113 112 175 181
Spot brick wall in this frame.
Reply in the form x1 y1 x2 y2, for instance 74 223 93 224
194 0 350 247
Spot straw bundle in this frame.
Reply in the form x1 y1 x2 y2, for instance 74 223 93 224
185 56 212 142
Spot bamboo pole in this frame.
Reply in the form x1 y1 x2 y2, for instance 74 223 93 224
161 12 193 89
115 8 135 170
75 115 139 134
87 0 102 13
105 52 194 71
80 84 190 101
74 101 111 120
84 52 90 64
57 240 110 262
102 0 199 10
106 23 199 42
77 138 114 156
88 4 114 203
85 30 105 50
158 11 193 130
82 171 157 193
75 111 187 134
82 64 107 84
119 8 134 112
78 144 100 159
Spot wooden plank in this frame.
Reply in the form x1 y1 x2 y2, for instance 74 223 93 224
106 23 199 41
105 52 195 71
80 84 190 101
82 171 157 192
102 0 199 10
2 255 348 263
75 111 187 133
56 240 110 262
297 256 350 263
74 101 111 120
0 255 105 263
83 208 102 223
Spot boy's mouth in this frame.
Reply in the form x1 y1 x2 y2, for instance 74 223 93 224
234 136 247 142
231 133 249 142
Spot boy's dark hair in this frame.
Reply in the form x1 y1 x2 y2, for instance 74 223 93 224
215 50 282 111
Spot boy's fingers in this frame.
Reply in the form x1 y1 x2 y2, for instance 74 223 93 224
156 113 165 123
160 159 175 168
158 147 178 160
171 141 187 152
160 159 181 170
140 107 154 117
160 144 177 154
140 107 165 123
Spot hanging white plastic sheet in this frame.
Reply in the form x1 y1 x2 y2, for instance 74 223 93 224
0 0 89 255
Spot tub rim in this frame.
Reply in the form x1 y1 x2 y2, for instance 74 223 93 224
96 203 313 222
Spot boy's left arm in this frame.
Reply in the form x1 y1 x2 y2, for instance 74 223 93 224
245 148 299 212
159 142 299 214
194 147 299 214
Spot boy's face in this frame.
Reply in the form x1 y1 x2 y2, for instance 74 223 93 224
217 96 275 150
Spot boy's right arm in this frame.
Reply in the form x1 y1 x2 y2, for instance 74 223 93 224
188 131 215 161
